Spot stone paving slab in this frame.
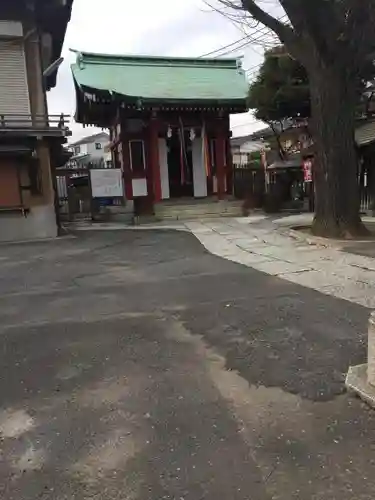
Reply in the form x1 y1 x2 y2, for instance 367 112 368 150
280 270 354 290
311 261 375 282
250 246 306 262
251 260 313 276
320 282 375 309
229 237 260 247
186 216 375 309
226 252 275 266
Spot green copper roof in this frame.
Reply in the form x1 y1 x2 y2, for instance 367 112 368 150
71 52 248 104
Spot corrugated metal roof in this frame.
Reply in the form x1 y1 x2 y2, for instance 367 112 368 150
355 120 375 146
71 52 248 104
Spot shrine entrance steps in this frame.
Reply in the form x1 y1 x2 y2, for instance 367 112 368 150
154 198 243 221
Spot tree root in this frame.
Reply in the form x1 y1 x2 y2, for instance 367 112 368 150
311 216 370 239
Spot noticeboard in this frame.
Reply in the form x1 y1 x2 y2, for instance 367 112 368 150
90 169 124 198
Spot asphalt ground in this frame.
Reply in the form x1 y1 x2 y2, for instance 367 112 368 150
0 230 373 500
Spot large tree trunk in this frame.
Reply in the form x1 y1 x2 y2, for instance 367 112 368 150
309 67 368 238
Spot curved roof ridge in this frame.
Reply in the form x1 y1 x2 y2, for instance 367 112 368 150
74 50 242 69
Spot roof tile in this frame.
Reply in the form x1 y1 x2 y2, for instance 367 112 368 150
71 52 248 104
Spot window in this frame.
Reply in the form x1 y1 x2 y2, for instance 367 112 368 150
74 146 81 155
129 140 145 175
95 142 102 150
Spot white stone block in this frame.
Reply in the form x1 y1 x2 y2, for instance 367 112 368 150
368 312 375 386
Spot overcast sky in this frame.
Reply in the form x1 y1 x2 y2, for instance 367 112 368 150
47 0 281 143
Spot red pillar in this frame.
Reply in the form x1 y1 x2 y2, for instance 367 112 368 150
215 121 226 200
225 116 233 195
149 117 162 203
119 138 133 201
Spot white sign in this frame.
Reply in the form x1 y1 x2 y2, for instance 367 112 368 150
90 169 123 198
132 178 148 197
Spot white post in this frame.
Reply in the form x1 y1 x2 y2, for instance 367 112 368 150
192 137 207 198
346 310 375 408
368 312 375 386
158 138 170 200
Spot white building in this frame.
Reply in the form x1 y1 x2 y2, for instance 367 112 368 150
67 132 111 167
231 135 269 165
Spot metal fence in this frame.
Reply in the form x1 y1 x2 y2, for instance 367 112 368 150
359 162 374 214
55 163 126 223
233 164 265 207
55 168 92 222
234 160 375 215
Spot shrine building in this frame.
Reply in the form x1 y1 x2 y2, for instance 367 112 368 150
71 51 248 215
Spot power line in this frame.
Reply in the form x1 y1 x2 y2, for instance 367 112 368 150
222 19 286 55
198 14 287 59
217 39 260 57
200 28 274 59
198 15 289 83
244 43 292 79
217 30 278 57
245 48 293 80
199 35 250 58
245 63 263 77
245 61 263 72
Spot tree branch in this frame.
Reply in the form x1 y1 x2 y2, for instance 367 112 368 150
217 0 301 56
344 1 375 68
241 0 293 42
269 122 286 160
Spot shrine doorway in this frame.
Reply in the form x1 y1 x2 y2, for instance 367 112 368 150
167 130 193 198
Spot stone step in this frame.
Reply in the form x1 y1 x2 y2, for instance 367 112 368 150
156 209 242 217
156 201 242 212
158 212 241 221
154 200 243 221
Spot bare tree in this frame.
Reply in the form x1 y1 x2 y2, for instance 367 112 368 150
215 0 375 237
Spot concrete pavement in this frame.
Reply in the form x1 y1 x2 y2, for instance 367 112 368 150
73 213 375 308
182 214 375 309
0 230 375 499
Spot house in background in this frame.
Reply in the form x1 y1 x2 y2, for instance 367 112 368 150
0 0 73 242
71 52 248 218
67 131 111 168
231 134 268 165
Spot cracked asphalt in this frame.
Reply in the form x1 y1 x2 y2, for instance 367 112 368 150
0 230 375 499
